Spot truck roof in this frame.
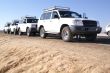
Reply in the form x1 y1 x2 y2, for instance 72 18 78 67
44 6 70 12
21 16 36 19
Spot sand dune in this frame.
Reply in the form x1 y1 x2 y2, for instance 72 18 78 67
0 33 110 73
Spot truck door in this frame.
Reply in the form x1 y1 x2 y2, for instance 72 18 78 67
43 12 52 32
50 11 60 33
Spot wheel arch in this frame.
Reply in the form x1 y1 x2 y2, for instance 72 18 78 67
39 25 44 32
18 27 20 31
26 27 29 31
107 31 110 36
60 24 69 34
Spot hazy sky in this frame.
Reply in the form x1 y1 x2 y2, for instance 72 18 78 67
0 0 110 31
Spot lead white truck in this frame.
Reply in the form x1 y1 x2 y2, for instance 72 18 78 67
38 6 102 42
18 16 38 36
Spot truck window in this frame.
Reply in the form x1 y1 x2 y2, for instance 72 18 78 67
52 11 59 19
45 12 52 19
59 11 81 18
40 12 52 20
23 19 26 23
13 21 19 25
7 24 10 26
40 13 45 20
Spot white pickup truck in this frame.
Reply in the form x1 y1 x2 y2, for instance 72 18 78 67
38 6 102 42
9 20 19 35
105 24 110 36
18 16 38 36
4 22 11 34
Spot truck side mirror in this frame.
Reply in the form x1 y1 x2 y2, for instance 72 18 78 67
85 17 88 19
23 21 26 23
83 13 88 19
79 14 82 18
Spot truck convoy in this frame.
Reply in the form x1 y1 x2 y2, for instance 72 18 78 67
3 6 102 42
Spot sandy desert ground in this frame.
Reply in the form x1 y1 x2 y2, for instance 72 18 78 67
0 32 110 73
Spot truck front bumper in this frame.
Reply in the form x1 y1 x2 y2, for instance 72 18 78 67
69 26 102 34
30 27 37 33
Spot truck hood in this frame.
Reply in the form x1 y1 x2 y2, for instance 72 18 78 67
60 18 98 22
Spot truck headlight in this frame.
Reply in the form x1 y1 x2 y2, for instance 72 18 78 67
74 20 83 26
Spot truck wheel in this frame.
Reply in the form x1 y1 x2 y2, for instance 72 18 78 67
10 30 12 34
18 29 22 36
14 29 17 35
40 27 47 38
33 32 36 36
4 30 6 33
85 34 97 41
26 28 31 36
7 30 10 34
108 31 110 36
61 26 73 42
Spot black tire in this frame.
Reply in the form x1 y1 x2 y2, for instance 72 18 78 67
4 32 6 34
32 32 36 36
26 28 31 37
61 26 73 42
3 30 6 33
85 34 97 41
40 27 47 38
108 31 110 36
18 29 22 36
7 30 10 34
14 29 17 35
10 30 13 34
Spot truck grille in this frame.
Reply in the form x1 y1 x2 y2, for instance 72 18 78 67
83 20 97 27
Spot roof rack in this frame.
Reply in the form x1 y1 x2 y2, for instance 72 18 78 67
6 22 11 25
21 15 36 19
44 6 70 12
12 20 19 23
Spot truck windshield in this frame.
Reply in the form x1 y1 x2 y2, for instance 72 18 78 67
7 24 10 26
59 11 82 18
13 22 19 25
27 19 38 23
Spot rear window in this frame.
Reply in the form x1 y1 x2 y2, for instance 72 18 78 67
40 12 52 20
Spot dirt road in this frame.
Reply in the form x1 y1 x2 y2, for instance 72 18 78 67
0 32 110 73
